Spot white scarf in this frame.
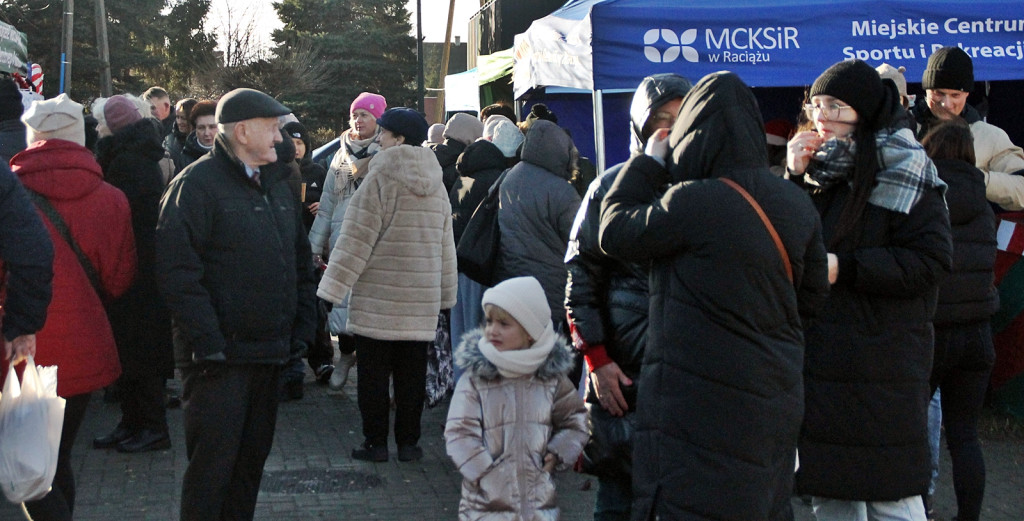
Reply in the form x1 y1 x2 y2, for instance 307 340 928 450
477 324 557 378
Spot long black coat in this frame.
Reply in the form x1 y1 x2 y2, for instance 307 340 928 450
96 118 174 377
599 72 830 521
431 138 466 194
795 149 952 501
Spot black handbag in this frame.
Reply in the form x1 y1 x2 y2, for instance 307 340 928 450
456 170 508 287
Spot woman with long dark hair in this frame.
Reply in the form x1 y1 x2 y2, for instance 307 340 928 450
787 59 953 521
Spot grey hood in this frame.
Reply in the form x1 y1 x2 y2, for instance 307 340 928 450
519 119 574 180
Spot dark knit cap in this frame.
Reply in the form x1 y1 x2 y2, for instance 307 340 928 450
215 88 290 124
377 107 429 145
0 78 24 122
810 59 884 125
282 121 310 156
922 46 974 92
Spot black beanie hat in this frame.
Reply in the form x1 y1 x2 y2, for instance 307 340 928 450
922 46 974 92
0 78 24 122
810 59 884 126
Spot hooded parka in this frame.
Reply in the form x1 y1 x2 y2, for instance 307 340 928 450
451 139 506 245
496 120 581 324
599 72 830 521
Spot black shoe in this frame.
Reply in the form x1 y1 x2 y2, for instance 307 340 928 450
351 444 388 462
314 364 335 385
93 425 135 449
281 380 303 401
116 429 171 453
397 445 423 462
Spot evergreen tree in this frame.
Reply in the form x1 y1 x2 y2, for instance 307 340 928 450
272 0 417 133
154 0 218 95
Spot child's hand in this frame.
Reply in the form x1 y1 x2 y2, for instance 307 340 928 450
542 452 558 473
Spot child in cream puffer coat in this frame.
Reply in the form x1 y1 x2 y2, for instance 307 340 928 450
445 276 587 521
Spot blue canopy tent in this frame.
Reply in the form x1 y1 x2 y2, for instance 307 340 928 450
514 0 1024 170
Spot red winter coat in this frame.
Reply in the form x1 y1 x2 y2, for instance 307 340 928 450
9 139 135 397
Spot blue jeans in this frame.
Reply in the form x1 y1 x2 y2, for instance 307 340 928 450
594 475 631 521
450 273 485 384
927 388 942 497
811 496 926 521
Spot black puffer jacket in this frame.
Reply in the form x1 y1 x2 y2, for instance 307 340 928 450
156 135 317 367
796 147 953 500
599 72 830 521
0 119 26 164
450 139 505 245
932 158 999 324
431 138 467 194
97 118 174 377
0 162 53 341
565 73 692 397
180 132 210 167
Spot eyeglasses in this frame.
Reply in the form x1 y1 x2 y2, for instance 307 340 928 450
803 102 852 121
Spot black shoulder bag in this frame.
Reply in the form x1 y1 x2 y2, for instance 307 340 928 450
26 190 108 301
456 170 508 287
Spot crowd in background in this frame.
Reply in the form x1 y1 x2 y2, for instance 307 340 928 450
0 43 1021 521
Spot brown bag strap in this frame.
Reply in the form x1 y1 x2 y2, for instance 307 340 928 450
719 178 793 283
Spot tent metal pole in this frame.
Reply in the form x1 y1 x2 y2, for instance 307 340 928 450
593 89 606 173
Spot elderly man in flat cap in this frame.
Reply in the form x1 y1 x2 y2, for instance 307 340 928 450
155 88 317 521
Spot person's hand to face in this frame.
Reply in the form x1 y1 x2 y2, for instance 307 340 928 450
350 109 377 140
926 88 968 120
788 95 858 175
644 127 670 160
237 117 283 166
194 115 218 148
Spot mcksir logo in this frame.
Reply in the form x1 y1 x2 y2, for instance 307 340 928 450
644 28 699 63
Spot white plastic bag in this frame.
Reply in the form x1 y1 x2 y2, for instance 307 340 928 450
0 356 65 503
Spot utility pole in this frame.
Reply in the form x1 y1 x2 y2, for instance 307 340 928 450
416 0 424 112
60 0 74 94
435 0 456 124
94 0 112 97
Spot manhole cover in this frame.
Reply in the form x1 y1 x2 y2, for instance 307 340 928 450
260 469 385 494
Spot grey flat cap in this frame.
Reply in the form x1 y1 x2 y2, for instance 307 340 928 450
216 88 291 124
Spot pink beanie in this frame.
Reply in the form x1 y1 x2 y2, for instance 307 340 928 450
350 92 387 119
105 95 142 133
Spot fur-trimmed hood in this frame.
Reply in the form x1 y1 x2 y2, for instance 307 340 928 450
366 144 443 197
454 329 574 381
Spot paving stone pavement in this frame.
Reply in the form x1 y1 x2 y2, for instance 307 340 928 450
2 364 1021 521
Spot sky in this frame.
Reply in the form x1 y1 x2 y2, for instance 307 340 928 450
207 0 480 56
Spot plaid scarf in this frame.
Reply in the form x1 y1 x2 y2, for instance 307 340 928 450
808 128 945 214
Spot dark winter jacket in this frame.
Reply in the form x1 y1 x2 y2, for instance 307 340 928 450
564 73 692 398
164 128 187 172
11 139 136 397
599 72 830 521
156 134 317 367
496 120 581 324
932 158 999 324
795 139 953 500
299 158 327 232
96 118 174 377
180 132 210 167
432 138 467 194
0 162 53 342
0 119 26 164
451 139 505 245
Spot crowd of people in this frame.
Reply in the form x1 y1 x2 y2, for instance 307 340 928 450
0 44 1020 521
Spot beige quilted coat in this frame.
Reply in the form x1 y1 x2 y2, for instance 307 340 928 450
445 330 588 520
317 144 457 341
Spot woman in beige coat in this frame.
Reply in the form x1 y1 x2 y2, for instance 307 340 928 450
318 107 457 463
445 277 587 520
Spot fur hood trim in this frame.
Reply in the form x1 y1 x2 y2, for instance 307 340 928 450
367 144 443 196
454 329 574 381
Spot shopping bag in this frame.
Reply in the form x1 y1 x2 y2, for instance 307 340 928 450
0 357 65 503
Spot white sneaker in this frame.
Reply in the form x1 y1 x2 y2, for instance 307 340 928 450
329 352 356 390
